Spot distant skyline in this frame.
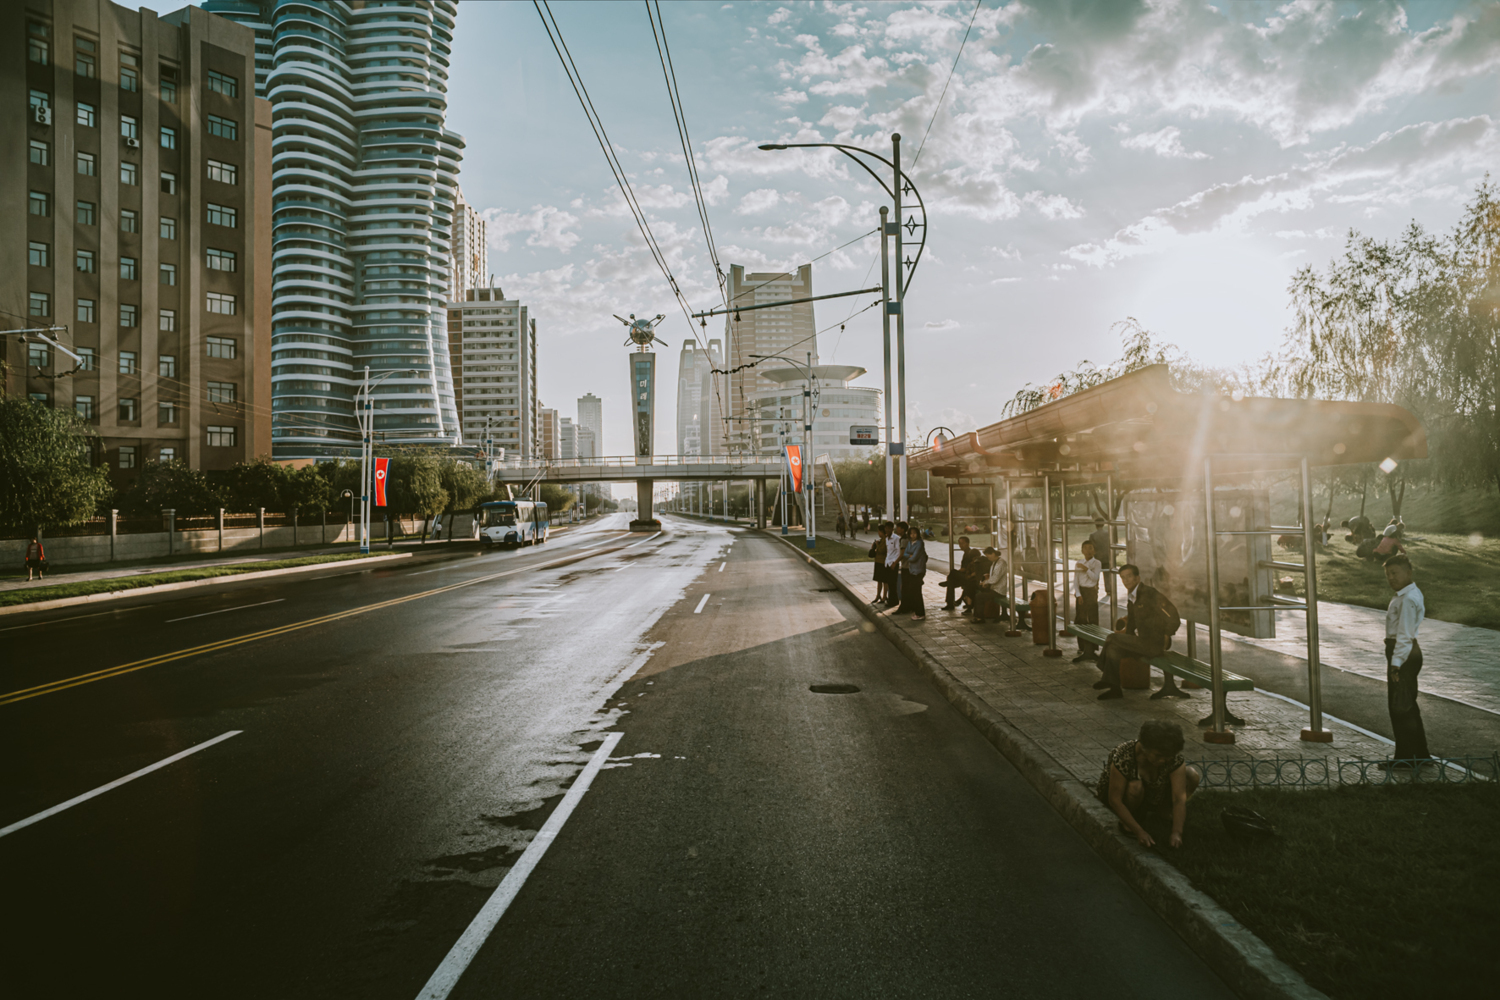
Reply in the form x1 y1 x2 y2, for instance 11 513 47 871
143 0 1500 459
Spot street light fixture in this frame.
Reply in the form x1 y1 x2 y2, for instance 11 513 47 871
758 135 926 522
357 366 417 554
751 353 818 550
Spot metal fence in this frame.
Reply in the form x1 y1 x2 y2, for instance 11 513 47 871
1189 754 1499 789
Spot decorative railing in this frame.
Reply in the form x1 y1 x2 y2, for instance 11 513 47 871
1188 753 1498 789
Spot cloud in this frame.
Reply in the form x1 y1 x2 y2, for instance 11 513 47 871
1119 125 1207 160
923 319 960 331
774 88 809 106
768 6 792 26
735 188 782 215
482 205 581 252
1024 191 1085 219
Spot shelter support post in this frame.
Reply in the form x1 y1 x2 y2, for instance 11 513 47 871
1004 479 1022 636
1042 475 1061 657
1299 456 1332 742
756 479 766 529
946 483 955 576
1203 458 1234 744
1059 482 1072 637
1105 474 1118 628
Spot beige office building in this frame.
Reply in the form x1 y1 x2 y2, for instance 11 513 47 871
5 0 270 485
725 264 818 456
445 286 538 459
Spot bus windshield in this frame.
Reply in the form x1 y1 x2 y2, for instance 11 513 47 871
483 509 517 527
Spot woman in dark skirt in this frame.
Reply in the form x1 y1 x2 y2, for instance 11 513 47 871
870 522 891 604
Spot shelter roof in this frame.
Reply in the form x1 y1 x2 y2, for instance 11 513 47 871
912 365 1426 483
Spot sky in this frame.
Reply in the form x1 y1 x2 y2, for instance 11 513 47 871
147 0 1500 462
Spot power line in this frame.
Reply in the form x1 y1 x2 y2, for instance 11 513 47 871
912 0 983 168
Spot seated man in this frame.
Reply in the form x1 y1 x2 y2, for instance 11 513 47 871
974 547 1023 624
1097 719 1201 849
941 535 982 611
1094 563 1177 700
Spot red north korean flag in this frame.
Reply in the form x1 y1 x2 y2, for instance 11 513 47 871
786 445 803 493
374 457 389 507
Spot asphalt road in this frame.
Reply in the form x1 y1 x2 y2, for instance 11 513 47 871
1 514 1232 998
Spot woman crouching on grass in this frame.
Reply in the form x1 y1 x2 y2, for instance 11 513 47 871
1097 719 1200 849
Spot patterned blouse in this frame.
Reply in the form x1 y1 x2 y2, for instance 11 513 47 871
1096 739 1185 805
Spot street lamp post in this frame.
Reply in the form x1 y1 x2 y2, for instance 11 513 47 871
357 366 415 554
758 134 926 523
752 352 817 549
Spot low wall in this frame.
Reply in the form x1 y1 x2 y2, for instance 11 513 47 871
4 514 475 568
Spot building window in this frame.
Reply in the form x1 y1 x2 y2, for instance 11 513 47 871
76 299 96 323
206 114 237 140
119 351 138 375
207 336 237 359
75 37 96 78
120 115 139 141
120 257 138 281
160 262 177 286
76 395 95 419
28 242 50 267
208 70 238 98
158 446 175 462
161 172 177 195
207 248 237 272
76 249 96 273
77 151 96 176
29 191 50 217
160 126 177 149
121 209 139 233
206 159 238 185
30 393 50 406
159 402 178 424
120 398 139 422
206 203 237 228
28 22 50 65
30 90 51 115
159 353 176 377
120 161 138 186
159 310 177 333
77 101 97 127
120 52 139 92
118 445 137 469
28 343 51 368
207 381 237 404
120 304 138 328
29 292 50 317
206 292 237 315
207 425 238 448
77 347 96 370
29 140 50 166
160 216 177 240
160 67 178 103
77 200 96 226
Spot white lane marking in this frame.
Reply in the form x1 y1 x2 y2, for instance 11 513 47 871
694 594 710 614
0 607 151 633
165 599 285 623
0 730 242 840
718 562 725 572
416 731 624 1000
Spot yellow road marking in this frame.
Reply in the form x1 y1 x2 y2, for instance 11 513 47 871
0 539 635 708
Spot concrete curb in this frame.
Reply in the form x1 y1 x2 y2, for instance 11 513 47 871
765 530 1326 1000
0 553 414 617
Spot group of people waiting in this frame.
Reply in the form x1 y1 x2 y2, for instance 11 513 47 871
869 521 930 619
933 536 1028 625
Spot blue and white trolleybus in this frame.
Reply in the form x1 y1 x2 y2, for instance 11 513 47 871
475 500 549 548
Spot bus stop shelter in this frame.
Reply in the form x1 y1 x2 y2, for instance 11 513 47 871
910 365 1427 743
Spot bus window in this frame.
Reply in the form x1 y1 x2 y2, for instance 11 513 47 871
484 509 517 527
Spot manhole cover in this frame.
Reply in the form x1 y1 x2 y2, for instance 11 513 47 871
809 683 860 694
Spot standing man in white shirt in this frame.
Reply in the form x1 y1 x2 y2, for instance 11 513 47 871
884 521 906 609
1381 554 1431 768
1071 539 1103 663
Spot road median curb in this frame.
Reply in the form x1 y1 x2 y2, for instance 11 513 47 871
764 530 1326 1000
0 553 414 617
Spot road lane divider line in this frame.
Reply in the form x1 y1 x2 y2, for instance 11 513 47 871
165 599 285 623
0 606 153 633
0 730 242 840
718 562 726 572
694 594 710 614
416 731 624 1000
0 542 638 708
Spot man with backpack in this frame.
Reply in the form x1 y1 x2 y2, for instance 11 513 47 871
1094 563 1180 701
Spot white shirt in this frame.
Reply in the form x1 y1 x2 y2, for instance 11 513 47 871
1072 557 1102 596
985 555 1007 588
1127 583 1140 605
1385 582 1425 668
885 533 902 567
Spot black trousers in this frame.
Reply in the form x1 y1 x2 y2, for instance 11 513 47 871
1386 637 1431 761
1098 632 1157 691
943 571 972 606
899 572 926 615
1074 587 1099 654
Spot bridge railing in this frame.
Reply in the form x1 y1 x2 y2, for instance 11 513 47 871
494 455 783 471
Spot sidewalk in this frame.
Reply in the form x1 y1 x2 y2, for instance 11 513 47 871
821 560 1423 787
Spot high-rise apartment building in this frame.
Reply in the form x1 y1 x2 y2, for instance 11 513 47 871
539 406 559 461
451 185 487 302
675 341 700 457
725 264 818 456
203 0 464 458
558 416 577 460
446 287 537 459
577 392 601 456
674 338 725 456
5 1 271 484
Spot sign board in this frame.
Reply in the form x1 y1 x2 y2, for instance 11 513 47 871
849 425 878 446
630 352 656 462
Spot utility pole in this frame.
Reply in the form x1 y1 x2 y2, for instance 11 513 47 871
892 132 908 523
879 205 895 521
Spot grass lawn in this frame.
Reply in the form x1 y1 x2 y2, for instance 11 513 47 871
1170 785 1500 1000
0 552 384 607
800 536 881 565
1274 532 1500 630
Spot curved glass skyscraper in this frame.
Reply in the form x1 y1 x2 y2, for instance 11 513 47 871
204 1 463 457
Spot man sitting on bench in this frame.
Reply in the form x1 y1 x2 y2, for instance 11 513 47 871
1094 563 1176 701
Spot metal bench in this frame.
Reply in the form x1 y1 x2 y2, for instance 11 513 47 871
1068 623 1254 725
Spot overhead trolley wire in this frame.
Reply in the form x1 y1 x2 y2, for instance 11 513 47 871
912 0 983 168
